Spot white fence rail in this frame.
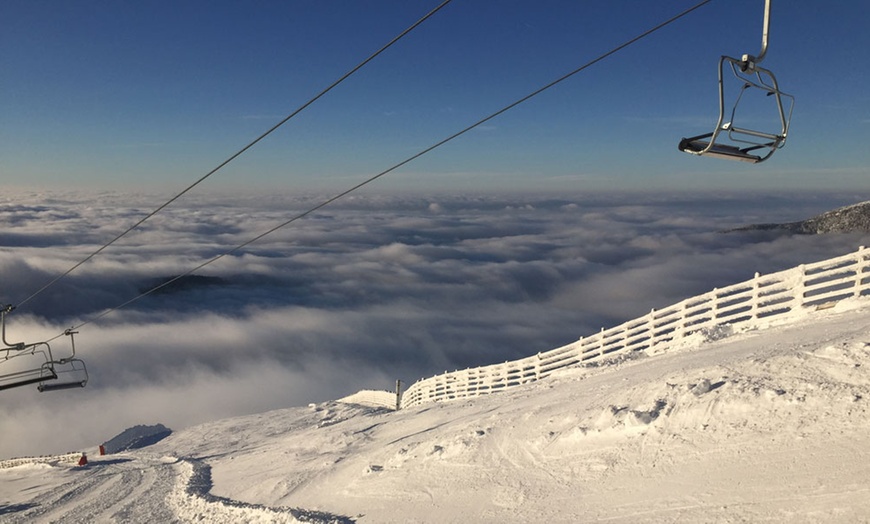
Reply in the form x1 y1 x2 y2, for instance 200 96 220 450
400 245 870 409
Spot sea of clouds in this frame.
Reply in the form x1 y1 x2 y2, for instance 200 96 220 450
2 188 869 457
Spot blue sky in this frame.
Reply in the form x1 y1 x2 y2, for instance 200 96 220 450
1 0 868 194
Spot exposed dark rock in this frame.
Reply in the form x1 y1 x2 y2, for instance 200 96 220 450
102 423 172 454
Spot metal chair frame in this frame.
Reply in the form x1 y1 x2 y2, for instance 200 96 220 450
680 56 794 163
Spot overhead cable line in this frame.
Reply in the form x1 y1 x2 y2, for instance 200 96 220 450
41 0 713 344
11 0 453 311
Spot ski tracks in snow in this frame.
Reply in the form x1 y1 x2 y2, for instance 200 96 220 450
2 455 177 523
1 453 354 524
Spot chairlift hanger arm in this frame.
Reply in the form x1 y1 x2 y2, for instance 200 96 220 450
1 306 25 350
743 0 772 68
64 328 79 358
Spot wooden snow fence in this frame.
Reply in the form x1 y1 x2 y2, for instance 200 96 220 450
399 245 870 409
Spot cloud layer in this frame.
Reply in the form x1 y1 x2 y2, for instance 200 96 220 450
2 188 869 457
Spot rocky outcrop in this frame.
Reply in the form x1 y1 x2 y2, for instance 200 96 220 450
727 201 870 234
102 423 172 454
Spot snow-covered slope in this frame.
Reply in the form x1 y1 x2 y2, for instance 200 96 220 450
2 299 870 523
729 200 870 234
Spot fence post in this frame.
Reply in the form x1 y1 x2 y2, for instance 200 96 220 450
856 246 866 297
752 272 761 319
796 264 807 308
647 308 656 348
679 301 688 339
711 287 719 322
395 379 403 411
598 327 605 357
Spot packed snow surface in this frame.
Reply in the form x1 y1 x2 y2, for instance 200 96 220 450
2 299 870 523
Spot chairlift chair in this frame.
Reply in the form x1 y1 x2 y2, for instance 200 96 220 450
38 329 88 392
679 0 794 163
0 306 59 390
0 343 58 391
0 306 88 392
37 358 88 391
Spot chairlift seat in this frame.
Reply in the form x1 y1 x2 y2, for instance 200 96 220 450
38 378 87 392
679 133 768 163
0 366 57 391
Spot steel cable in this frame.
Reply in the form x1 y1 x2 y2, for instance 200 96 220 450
40 0 714 343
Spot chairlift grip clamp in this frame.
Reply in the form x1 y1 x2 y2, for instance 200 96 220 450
739 0 772 74
739 55 758 74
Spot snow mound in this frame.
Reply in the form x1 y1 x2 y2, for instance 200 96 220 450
169 458 352 524
102 423 172 454
336 389 397 410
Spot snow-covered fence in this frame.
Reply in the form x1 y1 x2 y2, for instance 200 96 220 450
400 245 870 409
0 452 83 469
